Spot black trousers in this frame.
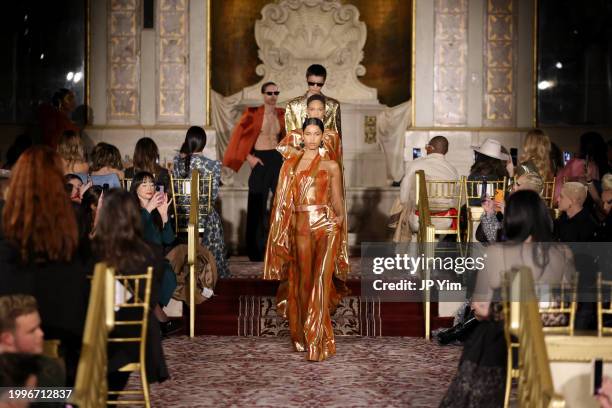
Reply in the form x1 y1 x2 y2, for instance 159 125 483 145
246 149 283 261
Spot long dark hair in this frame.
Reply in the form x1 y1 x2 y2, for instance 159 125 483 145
503 190 553 270
302 117 324 133
132 137 160 175
580 131 609 176
470 152 509 179
80 186 103 239
179 126 207 177
130 171 163 231
93 189 151 273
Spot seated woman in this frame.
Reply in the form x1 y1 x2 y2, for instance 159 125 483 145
125 137 170 191
264 118 347 362
93 189 169 392
172 126 229 277
467 139 511 206
0 146 92 386
89 142 124 188
440 190 575 407
57 130 89 176
130 171 180 335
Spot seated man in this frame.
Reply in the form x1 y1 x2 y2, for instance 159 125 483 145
399 136 459 235
0 295 65 388
555 181 598 242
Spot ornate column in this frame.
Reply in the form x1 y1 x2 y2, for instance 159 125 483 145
107 0 141 123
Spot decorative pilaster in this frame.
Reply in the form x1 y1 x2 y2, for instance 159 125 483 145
433 0 468 126
483 0 517 127
107 0 140 122
157 0 189 123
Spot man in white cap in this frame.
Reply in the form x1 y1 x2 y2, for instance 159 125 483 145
399 136 459 235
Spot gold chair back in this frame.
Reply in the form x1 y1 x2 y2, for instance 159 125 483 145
416 173 463 241
504 267 566 408
107 267 153 408
71 263 115 408
539 274 577 336
542 177 556 209
170 170 212 234
598 272 612 337
123 178 133 191
464 177 507 242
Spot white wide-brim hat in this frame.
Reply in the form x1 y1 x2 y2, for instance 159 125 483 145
474 138 509 161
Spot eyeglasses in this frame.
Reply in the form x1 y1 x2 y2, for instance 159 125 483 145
264 91 280 96
307 81 325 87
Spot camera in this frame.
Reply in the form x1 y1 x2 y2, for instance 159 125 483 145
155 184 164 193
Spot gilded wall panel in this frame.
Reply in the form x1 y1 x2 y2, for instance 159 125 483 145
483 0 516 127
108 0 140 121
157 0 189 123
433 0 468 126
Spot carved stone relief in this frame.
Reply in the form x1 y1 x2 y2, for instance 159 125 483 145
433 0 468 126
108 0 140 122
157 0 189 122
483 0 516 126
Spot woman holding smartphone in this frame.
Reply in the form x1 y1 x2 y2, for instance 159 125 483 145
130 171 180 335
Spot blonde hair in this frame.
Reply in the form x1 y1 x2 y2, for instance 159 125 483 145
519 129 553 181
517 172 544 195
57 131 85 165
602 173 612 191
561 182 588 206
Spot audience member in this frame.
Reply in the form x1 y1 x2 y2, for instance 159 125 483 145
554 182 598 242
0 353 42 402
596 174 612 241
517 129 553 180
0 146 91 385
78 185 103 240
124 137 170 191
90 142 124 188
92 189 168 392
399 136 459 235
441 190 575 407
130 172 180 335
38 88 80 150
57 130 89 176
467 139 510 205
173 126 229 277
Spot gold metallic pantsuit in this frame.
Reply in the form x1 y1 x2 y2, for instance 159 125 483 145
264 143 348 362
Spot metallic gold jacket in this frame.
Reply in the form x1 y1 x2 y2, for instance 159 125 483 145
284 93 342 134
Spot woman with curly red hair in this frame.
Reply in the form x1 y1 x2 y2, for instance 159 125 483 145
0 145 91 385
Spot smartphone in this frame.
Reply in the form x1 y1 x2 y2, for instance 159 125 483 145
156 184 165 193
563 151 571 166
102 183 110 192
412 148 422 160
593 358 603 395
510 148 518 167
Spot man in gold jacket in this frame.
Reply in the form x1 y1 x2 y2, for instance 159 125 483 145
284 64 341 134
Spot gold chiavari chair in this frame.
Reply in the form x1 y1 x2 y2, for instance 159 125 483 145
415 171 464 242
464 177 507 242
107 267 153 408
539 274 577 336
170 170 213 235
542 177 556 209
598 272 612 337
503 267 566 408
71 263 115 408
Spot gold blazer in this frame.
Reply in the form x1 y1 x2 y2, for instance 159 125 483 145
284 94 342 135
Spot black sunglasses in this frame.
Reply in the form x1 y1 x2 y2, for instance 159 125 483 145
307 81 325 87
264 91 280 96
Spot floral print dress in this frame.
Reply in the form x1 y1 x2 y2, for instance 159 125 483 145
173 154 229 278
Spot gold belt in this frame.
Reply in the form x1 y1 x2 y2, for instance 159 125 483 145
294 204 328 212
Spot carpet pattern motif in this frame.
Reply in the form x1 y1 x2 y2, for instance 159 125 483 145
228 257 363 279
134 336 461 407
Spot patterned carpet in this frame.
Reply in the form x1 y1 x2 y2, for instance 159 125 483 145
131 335 462 407
228 256 363 279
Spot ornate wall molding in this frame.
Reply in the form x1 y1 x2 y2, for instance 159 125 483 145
157 0 189 123
433 0 468 126
240 0 378 103
107 0 140 122
483 0 517 127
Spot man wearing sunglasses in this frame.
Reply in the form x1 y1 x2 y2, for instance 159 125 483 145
223 81 286 261
285 64 341 134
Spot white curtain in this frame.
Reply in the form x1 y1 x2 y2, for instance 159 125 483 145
210 90 245 186
376 100 411 183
